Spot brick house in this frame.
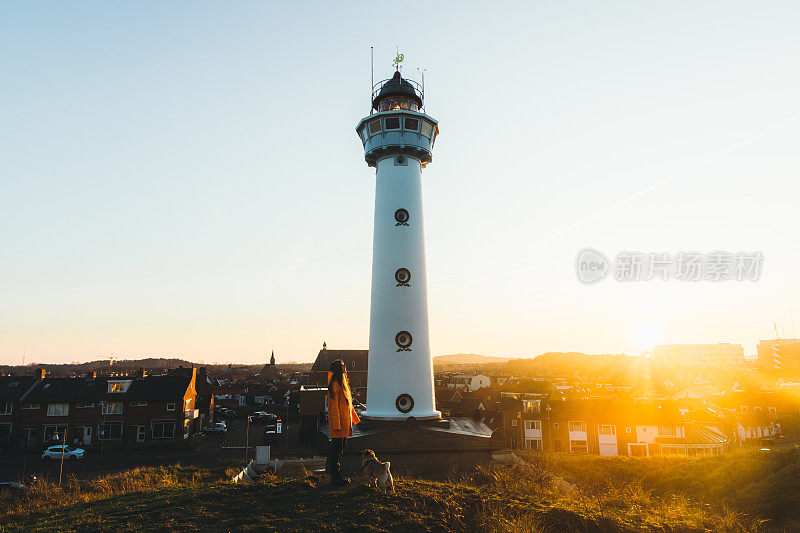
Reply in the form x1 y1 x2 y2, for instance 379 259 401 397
308 346 368 395
500 396 730 456
15 367 205 449
0 374 39 451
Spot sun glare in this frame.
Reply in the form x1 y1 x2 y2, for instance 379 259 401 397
632 324 660 355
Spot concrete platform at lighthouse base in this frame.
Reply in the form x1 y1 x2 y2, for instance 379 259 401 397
318 417 498 477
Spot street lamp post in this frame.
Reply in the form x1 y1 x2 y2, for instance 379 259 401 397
99 401 106 457
245 415 250 463
285 401 290 450
57 424 69 486
546 405 553 452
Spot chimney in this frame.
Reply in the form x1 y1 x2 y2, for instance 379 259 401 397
34 368 46 380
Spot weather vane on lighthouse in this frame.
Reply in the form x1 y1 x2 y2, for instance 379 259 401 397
392 48 404 71
356 53 440 421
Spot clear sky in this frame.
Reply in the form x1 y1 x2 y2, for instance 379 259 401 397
2 2 800 365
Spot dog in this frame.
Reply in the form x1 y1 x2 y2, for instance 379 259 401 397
361 449 394 493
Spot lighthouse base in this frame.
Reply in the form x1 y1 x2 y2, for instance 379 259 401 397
319 416 496 454
317 417 496 478
359 410 441 422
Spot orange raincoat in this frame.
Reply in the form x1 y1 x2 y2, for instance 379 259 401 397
328 371 361 438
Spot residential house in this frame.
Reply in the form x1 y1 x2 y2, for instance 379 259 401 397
0 374 39 450
14 367 205 449
308 346 368 394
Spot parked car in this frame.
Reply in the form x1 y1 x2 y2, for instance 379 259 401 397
264 415 282 444
0 482 28 497
216 407 237 419
203 422 227 434
248 411 270 423
41 445 85 461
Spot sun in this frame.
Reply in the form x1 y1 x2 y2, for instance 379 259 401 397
632 324 661 355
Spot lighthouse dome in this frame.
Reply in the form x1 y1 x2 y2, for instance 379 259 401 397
372 71 423 112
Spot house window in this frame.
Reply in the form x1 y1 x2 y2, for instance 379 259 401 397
570 440 588 454
152 421 176 439
511 419 517 426
0 424 11 442
599 425 616 435
1 403 12 415
136 425 146 442
404 118 419 131
131 401 147 407
525 439 542 450
108 381 131 393
368 119 382 135
76 402 95 409
22 403 39 410
658 425 677 436
185 399 192 409
43 425 68 442
568 421 587 432
167 403 176 411
47 403 69 417
552 422 559 429
740 406 748 413
768 407 777 416
98 422 123 440
754 406 762 413
524 420 541 431
522 400 540 413
101 402 123 415
628 443 648 457
625 427 632 433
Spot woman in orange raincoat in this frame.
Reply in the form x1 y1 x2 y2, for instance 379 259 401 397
327 359 361 485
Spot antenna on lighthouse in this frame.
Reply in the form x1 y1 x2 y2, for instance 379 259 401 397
370 46 374 101
417 67 427 110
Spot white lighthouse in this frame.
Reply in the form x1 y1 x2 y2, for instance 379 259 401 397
356 68 441 421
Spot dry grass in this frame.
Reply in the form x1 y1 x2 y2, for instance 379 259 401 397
1 450 798 532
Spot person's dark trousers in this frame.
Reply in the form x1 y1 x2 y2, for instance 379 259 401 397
328 437 346 481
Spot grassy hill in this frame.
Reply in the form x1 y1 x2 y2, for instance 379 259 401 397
3 449 800 532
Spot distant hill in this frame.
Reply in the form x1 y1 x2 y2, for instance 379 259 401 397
505 352 641 378
433 353 517 365
0 358 311 377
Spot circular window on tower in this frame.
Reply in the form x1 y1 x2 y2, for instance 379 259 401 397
395 268 411 286
394 154 407 166
395 331 413 351
394 208 409 226
395 394 414 414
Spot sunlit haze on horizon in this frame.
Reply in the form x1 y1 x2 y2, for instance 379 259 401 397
2 2 800 365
